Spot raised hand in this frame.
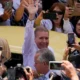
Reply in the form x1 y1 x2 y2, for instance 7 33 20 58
61 61 79 80
2 8 12 21
23 66 33 80
23 0 39 15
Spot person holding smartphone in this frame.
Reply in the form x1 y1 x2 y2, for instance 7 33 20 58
63 33 80 68
61 61 79 80
35 2 73 34
0 0 13 26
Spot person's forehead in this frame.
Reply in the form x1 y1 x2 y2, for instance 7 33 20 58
36 31 49 35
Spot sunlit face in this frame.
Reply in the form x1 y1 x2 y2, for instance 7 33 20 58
76 19 80 35
35 31 49 49
53 6 63 25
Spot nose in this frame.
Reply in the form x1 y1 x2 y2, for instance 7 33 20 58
56 12 59 16
43 39 46 43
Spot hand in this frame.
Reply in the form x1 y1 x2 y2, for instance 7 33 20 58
1 8 12 21
72 43 80 51
0 64 7 76
64 6 74 19
61 61 79 80
23 66 33 80
63 47 71 60
23 0 39 15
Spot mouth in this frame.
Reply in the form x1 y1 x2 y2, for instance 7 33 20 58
40 44 47 48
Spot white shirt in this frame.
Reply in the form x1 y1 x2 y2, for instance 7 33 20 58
55 27 62 33
63 19 73 34
22 19 54 70
41 19 73 33
45 71 51 80
13 0 20 9
44 70 61 79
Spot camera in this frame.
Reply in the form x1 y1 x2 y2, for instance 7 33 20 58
49 61 63 70
7 64 29 80
68 48 80 68
15 64 28 80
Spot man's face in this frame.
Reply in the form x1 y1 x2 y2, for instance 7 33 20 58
34 53 46 74
35 31 49 49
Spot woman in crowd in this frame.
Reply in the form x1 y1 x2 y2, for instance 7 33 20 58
0 0 12 26
35 2 73 34
73 17 80 38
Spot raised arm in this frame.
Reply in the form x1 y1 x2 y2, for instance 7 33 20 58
22 0 39 67
14 0 25 21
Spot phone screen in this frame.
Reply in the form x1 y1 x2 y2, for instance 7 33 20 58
49 61 62 70
4 1 12 9
68 33 75 47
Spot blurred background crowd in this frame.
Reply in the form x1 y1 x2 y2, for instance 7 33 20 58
0 0 80 80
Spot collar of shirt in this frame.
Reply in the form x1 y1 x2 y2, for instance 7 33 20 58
45 71 51 79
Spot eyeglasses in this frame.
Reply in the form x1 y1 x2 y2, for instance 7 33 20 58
52 10 63 15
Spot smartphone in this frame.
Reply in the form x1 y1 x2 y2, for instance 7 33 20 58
49 61 63 70
4 1 12 9
68 33 75 47
43 12 57 20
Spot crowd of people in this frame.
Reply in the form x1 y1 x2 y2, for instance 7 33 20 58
0 0 80 80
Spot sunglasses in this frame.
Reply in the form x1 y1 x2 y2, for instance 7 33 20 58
52 10 63 15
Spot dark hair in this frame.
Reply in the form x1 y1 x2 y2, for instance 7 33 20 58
36 48 55 64
34 26 49 37
73 16 80 38
49 2 65 32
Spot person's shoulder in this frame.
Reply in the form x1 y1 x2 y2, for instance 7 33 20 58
48 46 54 54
